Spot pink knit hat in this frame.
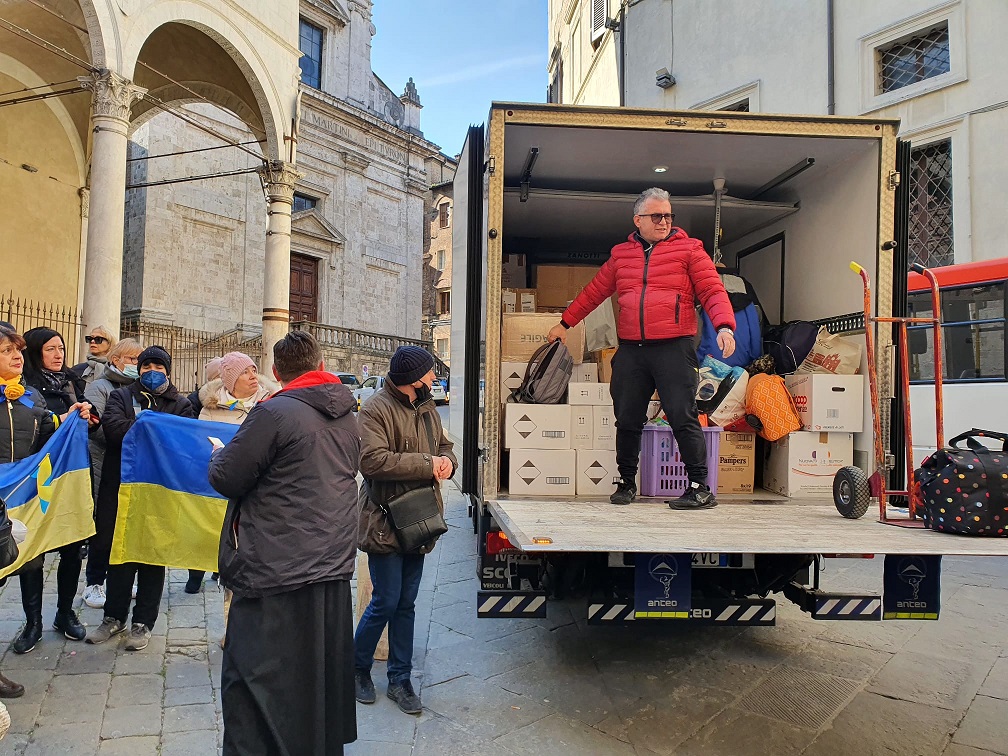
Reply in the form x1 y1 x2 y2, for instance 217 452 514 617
204 357 222 383
219 352 256 395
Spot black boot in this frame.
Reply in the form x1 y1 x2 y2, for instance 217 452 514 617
54 609 86 641
13 568 44 654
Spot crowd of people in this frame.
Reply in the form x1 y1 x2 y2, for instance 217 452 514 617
0 321 453 754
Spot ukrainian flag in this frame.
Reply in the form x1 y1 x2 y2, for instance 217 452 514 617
111 412 239 573
0 415 95 578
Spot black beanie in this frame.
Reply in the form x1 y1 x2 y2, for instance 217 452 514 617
138 345 172 374
389 346 434 386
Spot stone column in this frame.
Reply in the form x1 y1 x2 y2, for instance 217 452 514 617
76 187 90 361
78 71 146 339
258 160 302 375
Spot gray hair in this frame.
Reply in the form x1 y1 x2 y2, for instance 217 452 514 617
633 187 671 215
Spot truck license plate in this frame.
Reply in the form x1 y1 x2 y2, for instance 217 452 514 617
691 553 753 569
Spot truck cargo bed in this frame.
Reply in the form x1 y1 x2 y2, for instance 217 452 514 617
488 494 1008 556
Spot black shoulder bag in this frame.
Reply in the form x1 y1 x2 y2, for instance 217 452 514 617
366 413 447 552
0 497 21 571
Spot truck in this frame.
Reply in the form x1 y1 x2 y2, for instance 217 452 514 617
448 103 1008 627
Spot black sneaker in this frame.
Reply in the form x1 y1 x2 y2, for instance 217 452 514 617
354 670 376 704
184 575 203 594
11 619 42 655
668 482 718 510
610 478 637 506
53 609 86 641
387 679 422 715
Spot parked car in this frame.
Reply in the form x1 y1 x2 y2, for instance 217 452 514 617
431 380 447 405
332 372 360 390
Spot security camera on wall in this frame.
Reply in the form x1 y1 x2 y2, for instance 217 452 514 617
656 68 676 89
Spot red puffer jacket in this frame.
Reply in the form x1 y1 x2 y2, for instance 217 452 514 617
562 230 736 342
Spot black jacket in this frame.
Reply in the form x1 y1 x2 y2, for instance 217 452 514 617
96 381 194 517
23 368 84 416
209 374 360 599
0 384 57 463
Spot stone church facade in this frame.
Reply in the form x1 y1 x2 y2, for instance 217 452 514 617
122 0 442 346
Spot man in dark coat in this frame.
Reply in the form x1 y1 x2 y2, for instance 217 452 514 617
209 330 360 755
85 345 194 651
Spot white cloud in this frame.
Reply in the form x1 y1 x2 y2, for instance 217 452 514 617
421 53 542 88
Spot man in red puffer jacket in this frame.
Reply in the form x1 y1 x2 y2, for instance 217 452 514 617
548 188 736 508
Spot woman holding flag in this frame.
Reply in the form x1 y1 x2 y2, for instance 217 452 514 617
0 325 92 691
86 345 193 651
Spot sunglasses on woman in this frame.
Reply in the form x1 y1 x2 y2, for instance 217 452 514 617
85 336 108 344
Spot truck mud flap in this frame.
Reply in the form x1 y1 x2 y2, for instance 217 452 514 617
477 591 547 618
814 596 882 620
588 599 776 626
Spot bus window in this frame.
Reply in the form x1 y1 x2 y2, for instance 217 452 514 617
908 280 1007 382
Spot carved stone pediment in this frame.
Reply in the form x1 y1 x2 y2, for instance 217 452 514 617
291 210 346 246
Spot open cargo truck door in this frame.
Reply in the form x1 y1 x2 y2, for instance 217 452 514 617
456 104 1008 628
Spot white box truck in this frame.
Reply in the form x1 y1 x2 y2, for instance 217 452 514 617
449 103 1007 626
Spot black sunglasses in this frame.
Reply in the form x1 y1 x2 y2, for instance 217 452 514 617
85 336 108 344
636 213 675 224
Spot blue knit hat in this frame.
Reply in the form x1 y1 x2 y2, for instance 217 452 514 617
389 346 434 386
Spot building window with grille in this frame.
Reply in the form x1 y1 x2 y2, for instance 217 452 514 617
908 140 954 269
438 203 450 228
299 19 323 90
436 338 449 358
438 291 451 315
436 250 446 271
877 23 950 94
293 193 318 213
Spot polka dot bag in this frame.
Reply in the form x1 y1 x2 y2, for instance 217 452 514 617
916 429 1008 537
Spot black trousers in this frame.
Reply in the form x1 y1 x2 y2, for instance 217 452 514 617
610 338 707 485
104 562 165 629
18 541 83 618
85 490 117 586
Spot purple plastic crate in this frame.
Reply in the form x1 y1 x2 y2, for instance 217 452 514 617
640 425 723 497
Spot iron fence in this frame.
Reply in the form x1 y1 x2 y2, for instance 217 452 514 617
2 293 85 358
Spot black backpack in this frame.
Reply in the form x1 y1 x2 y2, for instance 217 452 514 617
917 429 1008 537
763 321 818 375
508 340 573 405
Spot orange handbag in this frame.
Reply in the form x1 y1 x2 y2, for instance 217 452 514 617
745 373 801 441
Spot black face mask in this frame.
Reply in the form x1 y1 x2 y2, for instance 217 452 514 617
412 382 432 403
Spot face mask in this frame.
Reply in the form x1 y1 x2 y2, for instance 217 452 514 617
123 364 139 379
139 370 168 394
412 382 432 403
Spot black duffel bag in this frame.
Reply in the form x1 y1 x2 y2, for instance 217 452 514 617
917 429 1008 536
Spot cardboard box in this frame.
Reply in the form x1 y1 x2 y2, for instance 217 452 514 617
763 431 854 498
499 362 526 401
504 403 572 450
534 265 600 309
567 382 612 406
718 432 756 494
593 405 617 450
576 449 618 496
598 347 617 383
501 313 560 362
509 449 576 496
784 374 864 432
501 253 527 288
571 363 598 383
570 406 594 450
502 288 537 313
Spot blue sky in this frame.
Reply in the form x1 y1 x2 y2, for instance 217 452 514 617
371 0 547 156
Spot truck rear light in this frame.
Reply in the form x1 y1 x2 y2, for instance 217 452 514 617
486 531 516 555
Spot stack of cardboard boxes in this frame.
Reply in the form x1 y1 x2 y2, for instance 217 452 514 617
503 363 616 497
498 261 618 497
761 374 864 497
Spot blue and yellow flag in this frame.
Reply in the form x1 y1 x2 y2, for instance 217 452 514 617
0 415 95 578
111 412 239 572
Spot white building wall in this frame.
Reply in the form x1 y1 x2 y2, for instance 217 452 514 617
547 0 1008 264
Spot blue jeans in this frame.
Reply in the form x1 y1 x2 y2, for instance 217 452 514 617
353 552 425 684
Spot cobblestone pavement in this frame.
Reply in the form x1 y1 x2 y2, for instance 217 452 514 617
1 482 1006 754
